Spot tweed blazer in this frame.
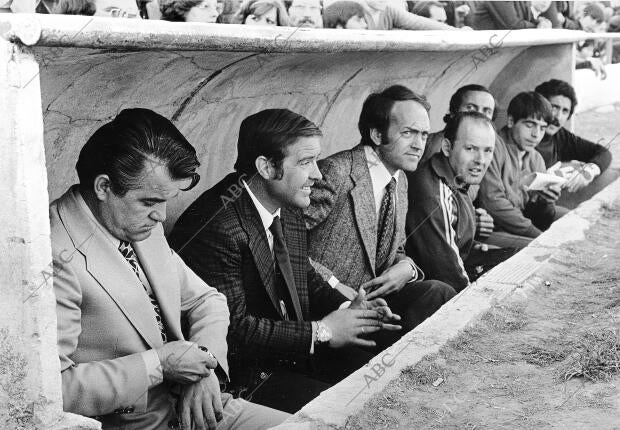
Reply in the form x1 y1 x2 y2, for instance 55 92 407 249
305 144 409 288
50 186 230 430
168 173 346 389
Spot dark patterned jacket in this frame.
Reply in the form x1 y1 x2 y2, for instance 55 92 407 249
168 172 346 392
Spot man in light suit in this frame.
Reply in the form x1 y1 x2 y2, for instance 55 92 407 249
305 85 456 339
169 109 401 413
50 109 288 430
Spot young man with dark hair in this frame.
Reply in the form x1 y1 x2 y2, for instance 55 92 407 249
478 92 569 238
51 108 288 430
406 112 496 291
535 79 613 199
305 85 456 339
169 108 400 413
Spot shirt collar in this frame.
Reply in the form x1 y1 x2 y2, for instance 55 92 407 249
242 179 281 232
429 152 469 192
74 188 121 248
364 145 400 190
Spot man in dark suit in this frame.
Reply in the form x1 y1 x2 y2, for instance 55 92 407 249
305 85 456 336
169 109 400 413
51 108 288 430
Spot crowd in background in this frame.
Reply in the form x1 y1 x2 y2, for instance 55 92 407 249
2 1 620 76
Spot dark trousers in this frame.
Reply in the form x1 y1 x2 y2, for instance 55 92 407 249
374 279 457 349
247 345 375 413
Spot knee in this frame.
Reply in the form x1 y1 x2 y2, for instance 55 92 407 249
424 280 457 301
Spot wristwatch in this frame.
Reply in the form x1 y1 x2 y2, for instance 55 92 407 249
315 320 332 344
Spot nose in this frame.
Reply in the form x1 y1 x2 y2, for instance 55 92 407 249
150 203 166 223
473 149 483 164
310 160 322 181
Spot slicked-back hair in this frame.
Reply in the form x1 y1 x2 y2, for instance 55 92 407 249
358 85 430 146
507 92 553 125
444 111 495 147
234 109 322 178
535 79 578 117
444 84 497 122
76 108 200 196
323 0 365 28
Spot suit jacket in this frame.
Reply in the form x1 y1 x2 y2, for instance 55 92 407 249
305 144 410 288
50 186 230 429
168 173 346 391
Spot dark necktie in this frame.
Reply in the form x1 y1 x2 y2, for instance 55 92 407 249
269 216 302 321
376 178 397 274
118 241 167 342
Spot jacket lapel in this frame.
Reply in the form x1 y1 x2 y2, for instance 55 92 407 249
236 190 283 318
134 228 182 341
58 187 164 350
280 209 304 321
349 145 377 276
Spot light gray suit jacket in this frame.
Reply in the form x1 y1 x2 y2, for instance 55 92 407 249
305 144 410 288
50 186 230 429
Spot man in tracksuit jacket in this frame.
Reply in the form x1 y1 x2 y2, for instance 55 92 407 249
405 112 496 292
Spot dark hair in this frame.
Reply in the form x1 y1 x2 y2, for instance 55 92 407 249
444 84 497 122
76 108 200 196
411 1 444 18
583 3 605 24
160 0 203 21
234 109 322 177
234 0 291 25
507 91 553 124
535 79 578 117
444 111 495 147
52 0 96 15
323 1 365 28
358 85 430 146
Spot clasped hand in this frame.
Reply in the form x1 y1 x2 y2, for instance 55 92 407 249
361 262 413 300
322 287 401 349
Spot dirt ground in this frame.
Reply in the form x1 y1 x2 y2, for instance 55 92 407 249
346 200 620 430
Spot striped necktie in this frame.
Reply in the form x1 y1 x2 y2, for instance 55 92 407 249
118 240 167 342
376 178 397 274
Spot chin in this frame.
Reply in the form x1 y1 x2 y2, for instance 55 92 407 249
130 230 153 242
401 161 420 173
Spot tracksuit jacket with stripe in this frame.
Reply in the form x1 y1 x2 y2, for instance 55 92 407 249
405 153 475 292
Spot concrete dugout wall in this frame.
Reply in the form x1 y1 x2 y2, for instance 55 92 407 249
1 13 616 428
2 14 597 231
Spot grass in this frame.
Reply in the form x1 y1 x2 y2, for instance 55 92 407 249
562 329 620 382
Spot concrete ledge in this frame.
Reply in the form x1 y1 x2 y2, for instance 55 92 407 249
273 177 620 429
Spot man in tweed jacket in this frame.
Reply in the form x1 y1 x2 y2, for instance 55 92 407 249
305 86 456 339
169 109 400 413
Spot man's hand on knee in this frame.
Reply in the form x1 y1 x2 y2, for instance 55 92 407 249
156 341 217 384
179 372 224 430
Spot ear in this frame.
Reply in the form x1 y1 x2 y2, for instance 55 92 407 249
440 137 452 157
506 115 514 128
369 128 382 146
92 174 112 202
255 156 275 180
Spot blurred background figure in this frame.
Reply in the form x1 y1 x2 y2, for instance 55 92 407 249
287 0 323 28
364 0 453 29
234 0 290 25
219 0 243 22
94 0 141 17
411 0 446 23
440 0 473 28
160 0 221 22
53 0 96 14
473 1 554 30
323 0 367 28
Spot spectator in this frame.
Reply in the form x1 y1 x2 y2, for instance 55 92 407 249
235 0 290 25
287 0 323 28
478 92 569 238
53 0 95 14
473 1 554 30
218 0 243 22
94 0 141 17
535 79 612 196
442 0 474 28
364 0 455 29
411 1 446 23
160 0 221 22
323 0 367 28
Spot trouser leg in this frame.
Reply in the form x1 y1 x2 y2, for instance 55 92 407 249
217 393 290 429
